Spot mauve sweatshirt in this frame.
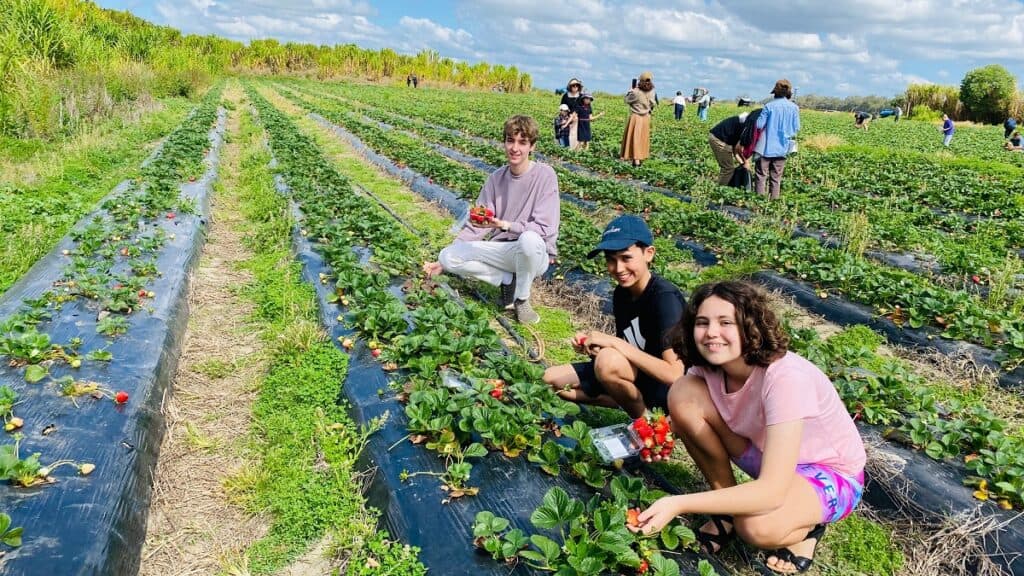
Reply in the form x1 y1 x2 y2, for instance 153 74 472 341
456 161 561 256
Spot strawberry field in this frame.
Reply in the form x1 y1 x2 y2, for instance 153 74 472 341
0 76 1023 576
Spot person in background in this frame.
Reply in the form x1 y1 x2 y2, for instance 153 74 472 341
1004 116 1017 139
574 93 604 151
554 104 572 147
629 281 865 575
941 114 955 147
673 91 688 120
621 71 657 167
543 215 685 418
708 112 750 186
853 110 871 131
697 89 712 122
561 78 584 149
1004 130 1023 151
893 105 902 122
423 115 560 325
754 79 800 200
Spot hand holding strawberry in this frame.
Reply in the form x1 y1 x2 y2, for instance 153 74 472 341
469 205 495 224
632 410 674 463
572 332 590 354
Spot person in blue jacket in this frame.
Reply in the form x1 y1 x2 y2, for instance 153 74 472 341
941 114 955 147
754 79 800 200
1004 117 1017 139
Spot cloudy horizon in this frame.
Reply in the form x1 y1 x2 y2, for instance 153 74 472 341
98 0 1024 99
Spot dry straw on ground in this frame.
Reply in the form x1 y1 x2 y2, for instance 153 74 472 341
140 95 269 576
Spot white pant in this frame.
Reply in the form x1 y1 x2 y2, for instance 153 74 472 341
439 231 549 302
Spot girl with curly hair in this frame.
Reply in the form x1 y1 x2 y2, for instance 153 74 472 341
629 281 865 574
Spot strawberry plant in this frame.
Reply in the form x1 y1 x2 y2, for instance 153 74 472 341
472 479 696 575
0 513 22 548
0 439 43 487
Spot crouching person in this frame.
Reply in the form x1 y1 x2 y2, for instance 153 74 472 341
543 215 685 417
423 115 560 324
629 281 866 575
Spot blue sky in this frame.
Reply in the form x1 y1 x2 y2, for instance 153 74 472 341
95 0 1024 99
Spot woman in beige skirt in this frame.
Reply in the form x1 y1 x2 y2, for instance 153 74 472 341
621 71 657 167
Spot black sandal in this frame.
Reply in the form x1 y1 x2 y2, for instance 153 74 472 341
766 523 826 574
696 514 735 555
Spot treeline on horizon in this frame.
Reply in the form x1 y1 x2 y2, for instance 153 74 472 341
0 0 531 140
798 65 1024 123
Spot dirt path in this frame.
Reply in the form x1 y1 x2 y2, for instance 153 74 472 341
139 85 270 576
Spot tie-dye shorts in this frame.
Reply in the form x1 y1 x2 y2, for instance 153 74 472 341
733 444 865 524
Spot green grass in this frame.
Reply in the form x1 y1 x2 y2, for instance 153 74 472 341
821 513 904 576
0 97 192 293
268 90 452 259
221 98 424 574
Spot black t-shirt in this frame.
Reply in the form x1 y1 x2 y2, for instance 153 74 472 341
613 274 686 359
561 93 583 114
855 111 870 121
709 115 745 146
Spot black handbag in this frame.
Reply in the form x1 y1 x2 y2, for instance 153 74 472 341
729 165 751 190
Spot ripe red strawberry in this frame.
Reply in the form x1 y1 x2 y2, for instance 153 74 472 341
971 275 981 284
489 388 503 400
138 289 147 298
167 212 176 219
638 559 649 574
114 391 129 404
371 348 381 358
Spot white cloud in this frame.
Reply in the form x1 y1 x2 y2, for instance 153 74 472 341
126 0 1024 99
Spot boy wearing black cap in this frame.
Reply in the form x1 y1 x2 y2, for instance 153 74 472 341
543 215 685 417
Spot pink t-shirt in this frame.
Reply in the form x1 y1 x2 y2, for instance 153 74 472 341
689 352 866 478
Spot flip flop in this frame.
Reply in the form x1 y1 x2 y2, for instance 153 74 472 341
696 514 735 555
765 523 826 574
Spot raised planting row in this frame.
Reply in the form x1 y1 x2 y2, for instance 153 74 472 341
272 83 1024 386
0 84 226 574
245 83 730 576
276 83 1024 526
264 82 1024 576
298 79 1024 282
0 99 195 295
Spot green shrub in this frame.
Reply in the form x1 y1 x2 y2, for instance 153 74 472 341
910 104 943 122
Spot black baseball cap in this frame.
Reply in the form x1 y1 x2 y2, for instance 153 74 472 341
587 214 654 258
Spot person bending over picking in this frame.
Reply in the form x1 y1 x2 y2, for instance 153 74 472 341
629 280 865 575
423 115 560 325
543 215 685 417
